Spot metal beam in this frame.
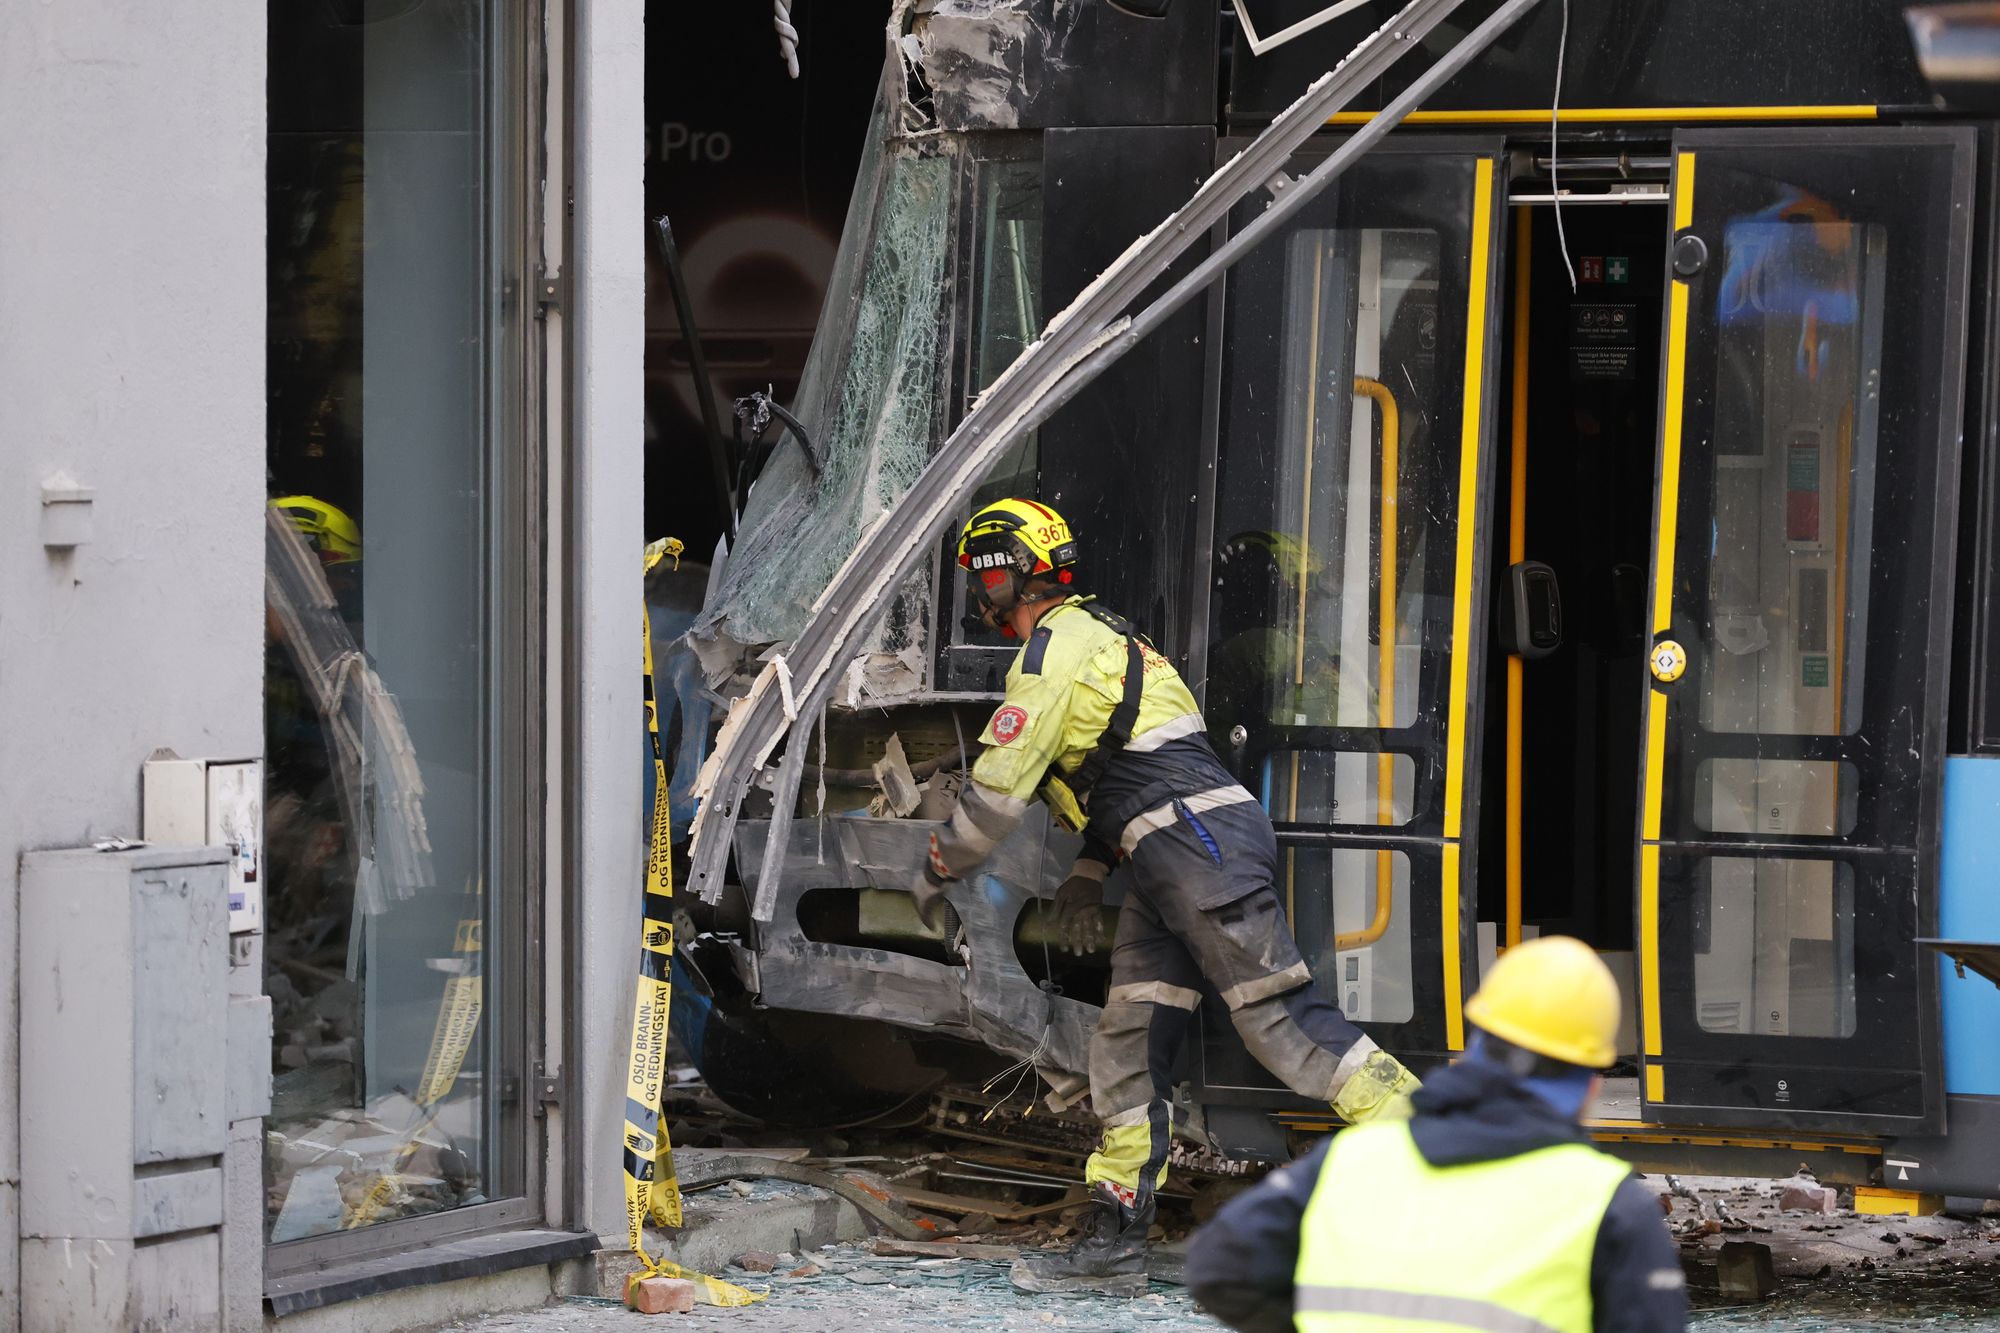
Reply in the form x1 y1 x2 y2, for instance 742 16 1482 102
690 0 1545 914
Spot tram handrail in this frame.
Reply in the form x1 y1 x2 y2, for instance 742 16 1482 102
1338 376 1401 953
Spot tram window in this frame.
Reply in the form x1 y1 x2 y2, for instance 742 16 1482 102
950 157 1046 652
1692 857 1856 1038
1285 846 1416 1026
1693 759 1859 837
1207 227 1438 743
968 158 1044 510
1699 203 1887 740
1252 750 1416 827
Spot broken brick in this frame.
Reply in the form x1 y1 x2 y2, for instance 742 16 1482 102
1779 1181 1838 1216
737 1250 781 1273
626 1275 697 1315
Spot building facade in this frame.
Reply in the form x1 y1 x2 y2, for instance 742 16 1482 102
2 0 651 1325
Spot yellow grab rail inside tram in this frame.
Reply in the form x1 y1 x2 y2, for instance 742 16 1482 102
1504 206 1532 951
1338 376 1400 953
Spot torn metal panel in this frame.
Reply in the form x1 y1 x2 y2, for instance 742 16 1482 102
690 0 1541 919
901 0 1211 132
735 809 1096 1100
906 0 1086 131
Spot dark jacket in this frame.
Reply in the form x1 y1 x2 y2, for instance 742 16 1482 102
1185 1058 1688 1333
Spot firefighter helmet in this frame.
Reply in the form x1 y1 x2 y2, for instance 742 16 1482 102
957 498 1079 620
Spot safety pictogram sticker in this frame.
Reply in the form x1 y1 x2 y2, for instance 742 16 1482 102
990 705 1029 744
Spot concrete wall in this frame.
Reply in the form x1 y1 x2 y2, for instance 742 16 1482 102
0 1 268 1326
573 0 650 1246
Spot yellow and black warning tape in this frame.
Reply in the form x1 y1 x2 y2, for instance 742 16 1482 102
624 537 761 1308
345 881 484 1229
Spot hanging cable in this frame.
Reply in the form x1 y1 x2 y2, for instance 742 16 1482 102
774 0 801 78
1549 0 1577 292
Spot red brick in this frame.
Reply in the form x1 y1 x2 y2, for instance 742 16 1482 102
737 1250 781 1273
626 1276 697 1314
1779 1181 1838 1216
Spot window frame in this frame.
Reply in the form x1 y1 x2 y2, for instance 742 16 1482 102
261 0 549 1276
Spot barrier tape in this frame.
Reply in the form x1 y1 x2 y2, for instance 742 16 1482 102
624 538 762 1308
344 884 483 1229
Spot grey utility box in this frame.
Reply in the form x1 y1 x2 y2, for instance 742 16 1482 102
20 845 265 1332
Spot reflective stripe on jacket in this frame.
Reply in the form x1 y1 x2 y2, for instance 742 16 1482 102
1294 1121 1631 1333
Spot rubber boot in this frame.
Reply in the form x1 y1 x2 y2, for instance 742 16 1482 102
1331 1049 1423 1124
1008 1184 1154 1297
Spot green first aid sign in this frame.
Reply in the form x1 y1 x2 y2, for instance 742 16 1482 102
1606 256 1630 284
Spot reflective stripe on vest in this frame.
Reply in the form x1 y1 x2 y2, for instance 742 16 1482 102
1294 1287 1565 1333
1294 1121 1631 1333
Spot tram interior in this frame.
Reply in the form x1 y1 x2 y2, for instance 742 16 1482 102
1475 200 1667 1073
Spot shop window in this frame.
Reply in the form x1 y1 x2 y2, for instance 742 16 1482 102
264 0 532 1248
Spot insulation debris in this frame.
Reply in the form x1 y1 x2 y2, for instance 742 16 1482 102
870 735 924 817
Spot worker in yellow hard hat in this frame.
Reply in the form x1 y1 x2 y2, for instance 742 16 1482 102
1188 935 1689 1333
915 498 1423 1300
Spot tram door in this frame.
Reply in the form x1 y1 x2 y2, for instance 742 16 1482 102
1201 140 1507 1093
1635 129 1974 1133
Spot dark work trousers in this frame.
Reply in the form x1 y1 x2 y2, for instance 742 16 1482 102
1082 797 1384 1199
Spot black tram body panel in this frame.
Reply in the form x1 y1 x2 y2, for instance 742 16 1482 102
690 0 2000 1195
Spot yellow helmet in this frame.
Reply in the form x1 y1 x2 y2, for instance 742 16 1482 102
957 498 1079 622
1220 529 1323 584
1463 935 1620 1070
272 495 361 565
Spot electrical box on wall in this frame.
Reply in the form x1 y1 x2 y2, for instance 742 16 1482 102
144 753 264 935
19 846 246 1331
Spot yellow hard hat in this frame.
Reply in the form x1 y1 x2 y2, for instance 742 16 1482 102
1221 529 1324 583
1463 935 1620 1070
273 495 361 565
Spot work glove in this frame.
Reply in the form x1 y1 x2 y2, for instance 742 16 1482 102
1331 1049 1423 1125
1049 874 1107 956
913 843 961 939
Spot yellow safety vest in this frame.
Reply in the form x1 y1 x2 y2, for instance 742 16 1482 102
1294 1121 1631 1333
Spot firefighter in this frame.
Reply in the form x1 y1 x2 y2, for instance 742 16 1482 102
911 498 1423 1299
1186 935 1689 1333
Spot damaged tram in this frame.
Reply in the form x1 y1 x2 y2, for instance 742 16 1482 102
657 0 2000 1202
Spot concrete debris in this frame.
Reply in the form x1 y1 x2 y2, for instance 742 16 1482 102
1780 1177 1840 1216
869 734 923 817
1716 1240 1778 1301
873 1237 1023 1262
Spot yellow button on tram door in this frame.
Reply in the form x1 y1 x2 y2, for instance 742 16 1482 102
1649 639 1687 684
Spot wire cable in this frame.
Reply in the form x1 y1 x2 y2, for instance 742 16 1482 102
1550 0 1577 292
